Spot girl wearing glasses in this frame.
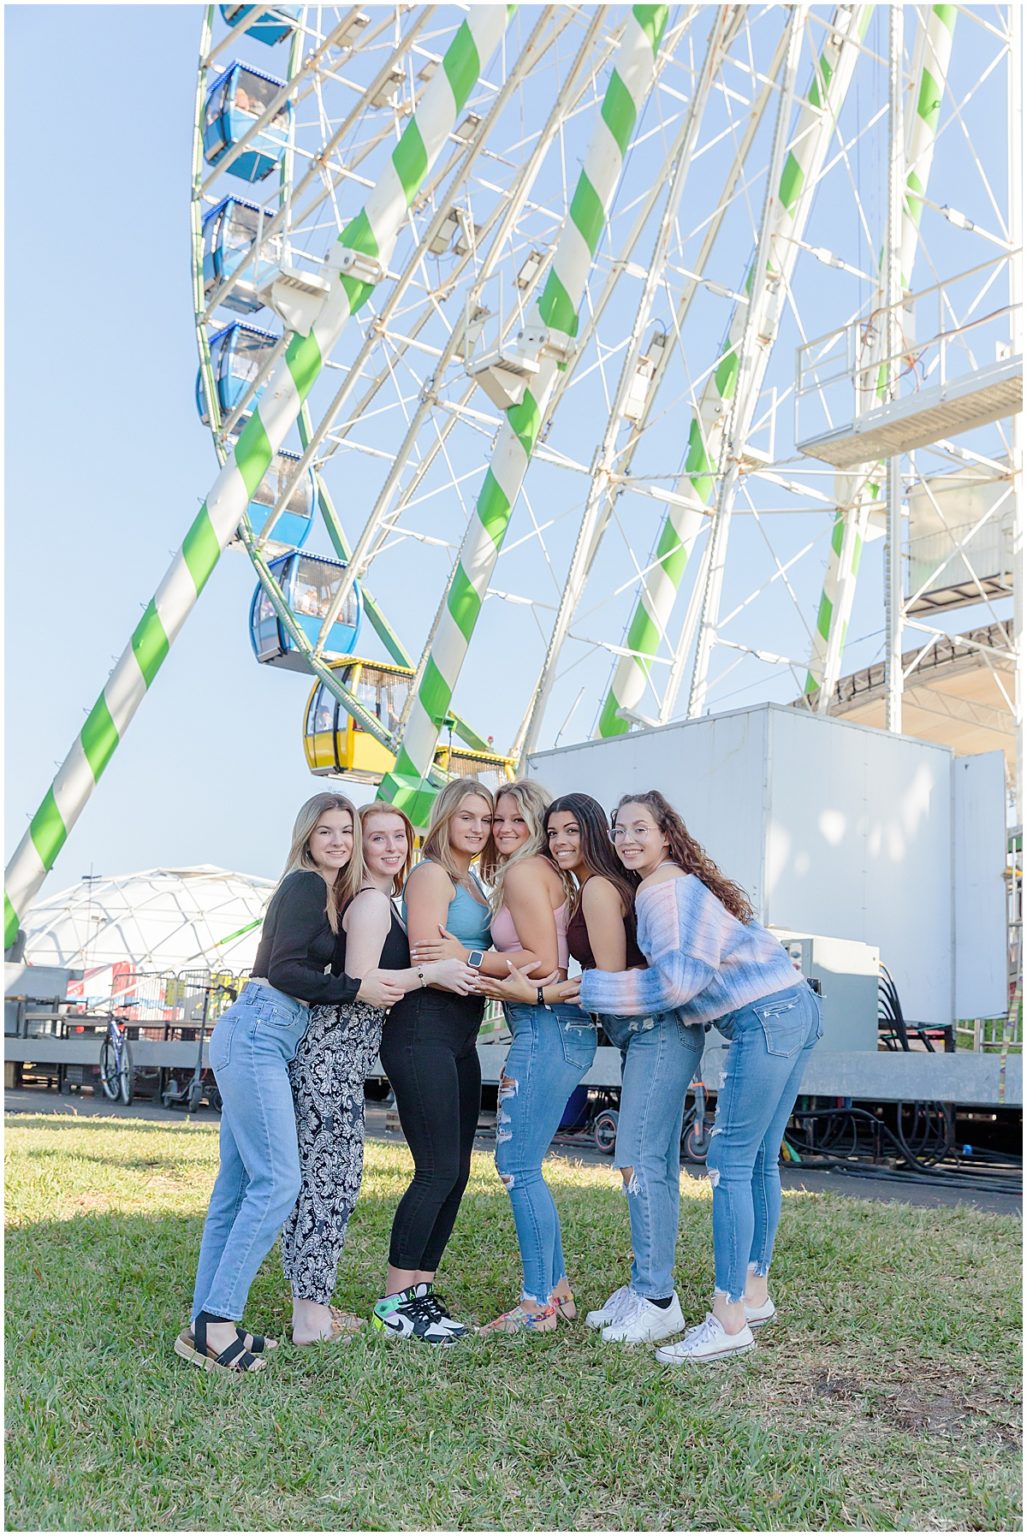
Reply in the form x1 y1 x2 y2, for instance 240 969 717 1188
573 790 821 1364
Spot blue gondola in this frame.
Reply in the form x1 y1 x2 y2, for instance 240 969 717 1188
196 321 279 427
202 63 292 183
250 552 363 671
201 196 280 314
219 5 300 45
247 450 315 550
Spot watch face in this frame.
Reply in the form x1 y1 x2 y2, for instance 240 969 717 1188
467 950 484 968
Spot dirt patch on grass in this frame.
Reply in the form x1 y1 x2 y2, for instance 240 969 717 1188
812 1372 864 1401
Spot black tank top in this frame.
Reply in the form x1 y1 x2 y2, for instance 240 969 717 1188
336 895 411 974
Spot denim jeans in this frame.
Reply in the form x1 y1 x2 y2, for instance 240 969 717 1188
601 1011 705 1299
496 1003 597 1305
190 982 309 1323
707 982 823 1301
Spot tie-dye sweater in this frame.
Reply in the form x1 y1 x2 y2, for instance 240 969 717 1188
577 873 797 1025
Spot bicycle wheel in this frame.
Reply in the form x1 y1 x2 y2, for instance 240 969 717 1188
98 1037 121 1102
118 1039 134 1106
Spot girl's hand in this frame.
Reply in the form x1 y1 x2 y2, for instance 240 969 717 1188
428 959 479 995
475 962 577 1006
410 924 467 964
357 969 405 1009
475 961 536 1004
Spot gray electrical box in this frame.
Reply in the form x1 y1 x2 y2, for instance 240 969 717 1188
769 932 880 1053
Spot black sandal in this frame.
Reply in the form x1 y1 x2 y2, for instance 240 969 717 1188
174 1312 268 1376
181 1320 278 1354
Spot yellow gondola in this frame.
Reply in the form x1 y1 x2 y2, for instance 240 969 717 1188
303 658 514 789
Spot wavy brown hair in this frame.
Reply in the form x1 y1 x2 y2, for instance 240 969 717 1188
546 793 638 921
612 790 755 924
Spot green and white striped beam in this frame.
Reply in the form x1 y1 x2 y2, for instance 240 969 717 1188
598 3 872 738
804 4 956 707
3 6 513 950
380 4 670 828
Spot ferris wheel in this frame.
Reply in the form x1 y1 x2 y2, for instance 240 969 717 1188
4 2 1021 943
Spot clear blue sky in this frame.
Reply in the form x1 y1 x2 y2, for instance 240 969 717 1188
4 4 1012 906
5 5 342 888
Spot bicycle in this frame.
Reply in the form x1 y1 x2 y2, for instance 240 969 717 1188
98 1013 133 1105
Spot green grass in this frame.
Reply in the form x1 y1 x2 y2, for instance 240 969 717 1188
5 1113 1022 1531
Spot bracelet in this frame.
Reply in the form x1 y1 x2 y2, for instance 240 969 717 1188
417 966 427 988
536 985 549 1010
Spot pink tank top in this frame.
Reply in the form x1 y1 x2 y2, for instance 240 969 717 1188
491 901 569 970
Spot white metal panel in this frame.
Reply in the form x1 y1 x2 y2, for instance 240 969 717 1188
952 751 1008 1018
764 708 954 1023
529 706 769 908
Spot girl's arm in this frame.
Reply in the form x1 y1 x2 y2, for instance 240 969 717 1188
347 888 478 997
342 889 392 979
578 877 723 1015
580 877 628 972
408 863 542 980
403 864 481 992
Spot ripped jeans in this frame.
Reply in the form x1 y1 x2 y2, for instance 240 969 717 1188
707 983 823 1302
601 1011 705 1299
495 1003 597 1305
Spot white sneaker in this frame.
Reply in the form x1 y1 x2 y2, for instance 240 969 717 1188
601 1291 685 1344
585 1285 632 1331
744 1297 775 1328
655 1312 755 1365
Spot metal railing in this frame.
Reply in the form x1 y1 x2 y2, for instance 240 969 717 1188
795 252 1022 447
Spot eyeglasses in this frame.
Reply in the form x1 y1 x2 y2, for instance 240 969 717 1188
610 825 654 841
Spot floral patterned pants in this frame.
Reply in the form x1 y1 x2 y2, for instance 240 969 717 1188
279 1000 386 1304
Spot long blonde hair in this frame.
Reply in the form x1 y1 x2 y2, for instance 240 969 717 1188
360 802 415 897
281 792 363 933
421 778 495 888
482 779 571 914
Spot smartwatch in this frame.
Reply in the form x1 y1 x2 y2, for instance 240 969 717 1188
466 950 485 969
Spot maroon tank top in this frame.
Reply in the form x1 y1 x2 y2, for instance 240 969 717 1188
566 880 646 971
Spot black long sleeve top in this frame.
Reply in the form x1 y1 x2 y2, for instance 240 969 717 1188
251 870 361 1005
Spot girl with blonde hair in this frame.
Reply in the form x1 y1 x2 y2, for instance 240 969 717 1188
446 779 594 1333
373 778 500 1344
177 793 403 1376
281 801 476 1346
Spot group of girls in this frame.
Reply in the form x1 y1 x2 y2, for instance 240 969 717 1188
177 775 821 1377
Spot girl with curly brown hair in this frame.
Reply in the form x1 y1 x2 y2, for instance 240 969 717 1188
572 789 821 1364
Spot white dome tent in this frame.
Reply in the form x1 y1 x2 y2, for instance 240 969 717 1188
23 867 274 1004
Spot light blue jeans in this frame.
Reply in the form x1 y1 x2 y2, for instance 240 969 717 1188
496 1003 597 1305
707 982 823 1301
601 1011 705 1299
190 981 310 1323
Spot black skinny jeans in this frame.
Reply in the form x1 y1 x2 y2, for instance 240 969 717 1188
379 987 484 1272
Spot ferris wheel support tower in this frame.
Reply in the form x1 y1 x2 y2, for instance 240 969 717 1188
379 4 671 827
2 6 513 949
596 3 872 736
804 4 958 708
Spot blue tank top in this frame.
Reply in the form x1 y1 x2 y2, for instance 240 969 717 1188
402 861 492 949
